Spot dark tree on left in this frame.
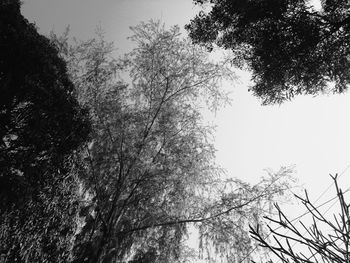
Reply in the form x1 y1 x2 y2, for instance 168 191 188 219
0 1 90 262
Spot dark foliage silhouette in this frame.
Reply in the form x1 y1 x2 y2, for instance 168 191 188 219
187 0 350 104
0 0 90 207
0 1 90 262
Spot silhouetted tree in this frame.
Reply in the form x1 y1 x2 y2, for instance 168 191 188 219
186 0 350 104
250 175 350 263
0 1 90 262
0 0 90 205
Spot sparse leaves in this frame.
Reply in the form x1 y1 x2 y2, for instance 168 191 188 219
53 21 294 263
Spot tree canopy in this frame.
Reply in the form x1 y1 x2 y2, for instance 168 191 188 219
0 0 90 205
0 1 296 260
186 0 350 104
51 21 294 263
0 1 90 262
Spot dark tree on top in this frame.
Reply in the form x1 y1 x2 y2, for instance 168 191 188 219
186 0 350 104
0 0 90 207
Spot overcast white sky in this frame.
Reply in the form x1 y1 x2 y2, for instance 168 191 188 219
22 0 350 228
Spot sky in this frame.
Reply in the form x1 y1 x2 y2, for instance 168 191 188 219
22 0 350 247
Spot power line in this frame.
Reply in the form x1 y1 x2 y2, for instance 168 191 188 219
270 163 350 262
277 189 346 262
279 163 350 261
285 188 349 226
272 163 350 262
238 162 350 263
311 162 350 206
239 189 349 263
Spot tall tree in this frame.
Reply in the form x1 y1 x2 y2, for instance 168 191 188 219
53 21 294 263
0 0 90 207
0 1 90 262
186 0 350 104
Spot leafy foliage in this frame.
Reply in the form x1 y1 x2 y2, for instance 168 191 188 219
0 169 83 262
186 0 350 104
0 0 90 206
0 1 295 262
0 1 90 262
53 21 294 263
195 168 293 263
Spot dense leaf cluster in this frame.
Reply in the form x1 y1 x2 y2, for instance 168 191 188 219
0 0 90 205
0 1 90 262
187 0 350 104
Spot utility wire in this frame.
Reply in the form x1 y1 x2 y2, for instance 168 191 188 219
312 162 350 205
238 189 350 263
238 162 350 263
273 189 350 263
274 163 350 262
